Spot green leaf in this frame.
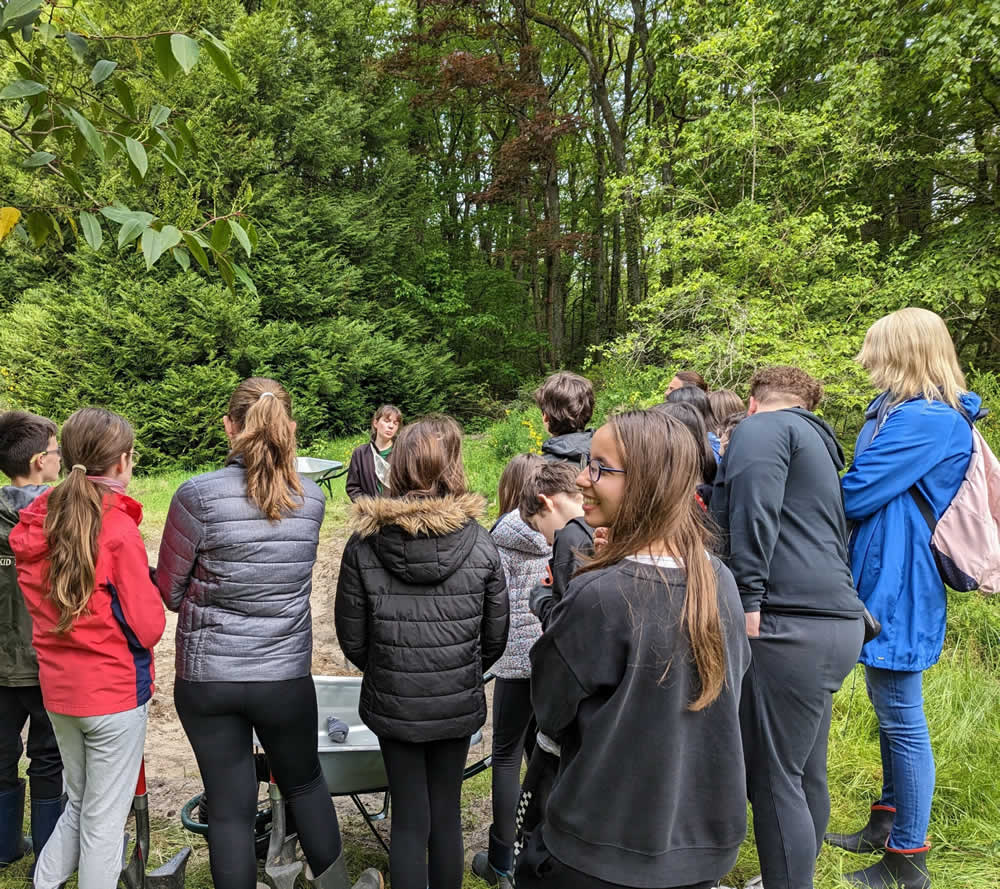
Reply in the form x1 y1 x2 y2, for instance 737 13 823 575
215 251 235 290
170 34 200 75
141 224 182 270
1 0 41 27
79 210 102 250
232 262 258 295
125 137 148 178
175 118 197 154
246 221 259 252
61 165 85 198
36 22 56 43
100 205 156 226
229 218 252 257
0 79 46 100
211 219 233 252
112 79 136 119
153 34 179 80
117 218 145 249
172 247 191 271
201 39 241 89
64 32 88 63
24 211 50 247
22 150 54 167
90 59 117 86
63 106 104 161
154 126 177 160
182 232 210 271
149 104 171 127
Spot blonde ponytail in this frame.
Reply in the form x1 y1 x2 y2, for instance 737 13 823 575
227 378 303 521
44 409 134 633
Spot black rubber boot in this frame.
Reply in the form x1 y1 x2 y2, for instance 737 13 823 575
843 847 931 889
471 826 514 888
0 780 28 866
826 804 896 854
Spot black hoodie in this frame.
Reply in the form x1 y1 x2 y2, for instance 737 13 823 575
710 408 865 618
541 430 593 466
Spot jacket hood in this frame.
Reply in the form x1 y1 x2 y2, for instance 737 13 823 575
865 390 985 424
0 484 50 526
786 408 845 471
11 488 143 562
541 430 593 463
491 509 549 557
352 493 486 585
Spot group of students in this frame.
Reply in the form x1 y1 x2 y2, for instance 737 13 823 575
0 306 983 889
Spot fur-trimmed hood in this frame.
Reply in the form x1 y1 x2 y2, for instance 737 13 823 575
350 493 487 585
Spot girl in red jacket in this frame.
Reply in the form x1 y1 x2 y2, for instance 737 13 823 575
10 408 165 889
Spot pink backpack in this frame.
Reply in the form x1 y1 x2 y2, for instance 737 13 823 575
910 424 1000 595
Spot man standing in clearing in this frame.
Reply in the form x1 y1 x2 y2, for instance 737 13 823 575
711 366 865 889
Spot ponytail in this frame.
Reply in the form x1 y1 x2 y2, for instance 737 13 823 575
43 409 134 633
227 378 303 521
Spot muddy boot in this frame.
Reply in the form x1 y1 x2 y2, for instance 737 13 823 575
826 804 896 854
0 780 29 867
471 826 514 889
843 847 931 889
308 851 383 889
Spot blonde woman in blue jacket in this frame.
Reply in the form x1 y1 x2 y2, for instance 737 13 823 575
829 308 982 889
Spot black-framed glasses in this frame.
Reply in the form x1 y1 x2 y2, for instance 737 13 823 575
33 448 61 460
587 458 626 483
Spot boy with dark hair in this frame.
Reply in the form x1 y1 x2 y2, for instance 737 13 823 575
533 372 595 466
519 462 594 628
710 367 865 889
0 412 63 868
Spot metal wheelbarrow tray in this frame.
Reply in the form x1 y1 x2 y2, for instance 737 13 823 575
295 457 346 497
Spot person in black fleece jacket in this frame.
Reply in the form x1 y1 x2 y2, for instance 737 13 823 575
534 371 595 467
710 366 865 889
517 410 751 889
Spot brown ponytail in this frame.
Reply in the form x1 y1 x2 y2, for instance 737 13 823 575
578 410 726 711
44 408 134 633
227 378 303 521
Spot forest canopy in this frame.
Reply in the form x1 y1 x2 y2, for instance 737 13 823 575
2 0 998 467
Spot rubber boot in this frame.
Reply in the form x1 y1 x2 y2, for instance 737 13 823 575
0 780 28 866
308 851 384 889
471 826 514 889
29 794 64 876
826 804 896 854
843 846 931 889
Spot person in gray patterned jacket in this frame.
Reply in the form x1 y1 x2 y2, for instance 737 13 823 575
156 377 381 889
472 454 550 889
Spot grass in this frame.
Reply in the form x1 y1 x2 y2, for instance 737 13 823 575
5 424 1000 888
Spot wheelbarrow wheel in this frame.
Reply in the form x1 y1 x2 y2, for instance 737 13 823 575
185 791 274 861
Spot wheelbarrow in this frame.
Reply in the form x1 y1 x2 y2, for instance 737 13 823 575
120 759 192 889
295 457 346 497
181 675 493 889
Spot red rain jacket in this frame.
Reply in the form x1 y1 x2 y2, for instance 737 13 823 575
10 488 165 717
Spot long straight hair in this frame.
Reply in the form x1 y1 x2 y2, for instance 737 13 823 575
578 410 725 711
389 417 468 498
44 408 134 633
227 378 303 521
497 453 545 516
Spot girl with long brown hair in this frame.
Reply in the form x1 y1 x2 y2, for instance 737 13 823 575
10 408 165 889
157 378 381 889
516 410 751 889
336 418 509 889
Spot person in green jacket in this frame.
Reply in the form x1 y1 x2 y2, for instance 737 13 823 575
0 412 63 869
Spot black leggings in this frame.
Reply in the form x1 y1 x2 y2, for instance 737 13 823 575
379 735 470 889
174 677 342 889
0 684 62 799
490 678 534 847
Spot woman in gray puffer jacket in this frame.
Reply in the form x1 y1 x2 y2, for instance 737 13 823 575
157 378 380 889
471 454 549 889
335 417 509 889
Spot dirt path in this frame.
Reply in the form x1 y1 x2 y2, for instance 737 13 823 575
140 528 493 839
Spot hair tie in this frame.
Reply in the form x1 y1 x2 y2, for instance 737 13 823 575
71 464 87 473
258 392 277 400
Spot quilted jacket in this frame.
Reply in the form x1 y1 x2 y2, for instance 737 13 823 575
335 493 509 742
489 510 548 679
156 457 325 682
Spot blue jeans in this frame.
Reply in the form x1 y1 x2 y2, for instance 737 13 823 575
865 667 934 850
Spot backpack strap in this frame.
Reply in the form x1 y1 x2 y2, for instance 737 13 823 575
909 485 938 534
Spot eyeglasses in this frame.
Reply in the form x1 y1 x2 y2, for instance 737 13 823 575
587 458 626 483
32 448 61 460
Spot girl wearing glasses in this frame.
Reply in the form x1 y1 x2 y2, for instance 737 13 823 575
516 410 751 889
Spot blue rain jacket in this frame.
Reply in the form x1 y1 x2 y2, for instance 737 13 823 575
842 391 980 671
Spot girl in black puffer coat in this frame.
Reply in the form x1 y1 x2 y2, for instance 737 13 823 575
335 416 509 889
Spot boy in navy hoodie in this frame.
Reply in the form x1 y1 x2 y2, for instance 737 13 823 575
0 412 63 869
534 372 594 467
